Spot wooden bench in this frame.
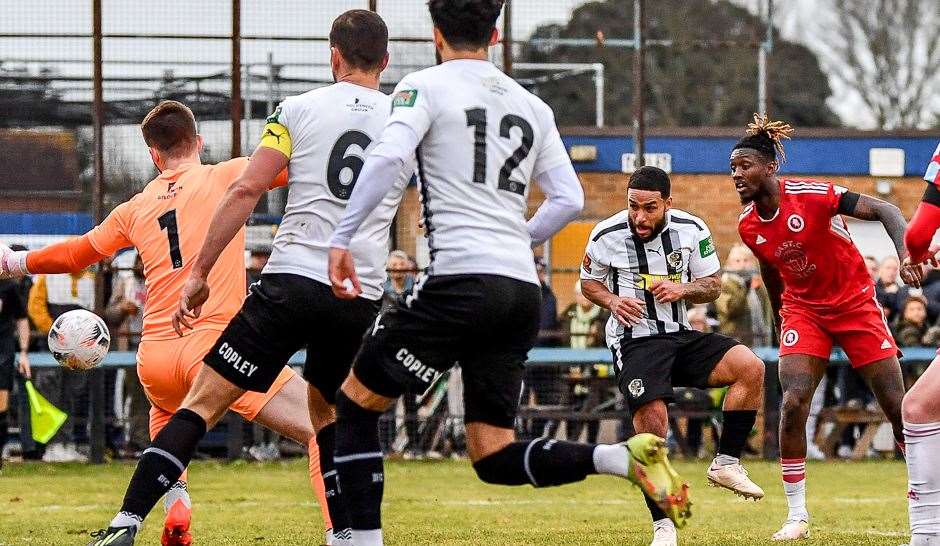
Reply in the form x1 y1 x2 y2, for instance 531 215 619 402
815 406 889 460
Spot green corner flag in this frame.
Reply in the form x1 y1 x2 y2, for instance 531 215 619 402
24 380 67 444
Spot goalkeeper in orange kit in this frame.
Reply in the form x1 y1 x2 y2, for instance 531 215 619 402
0 100 333 546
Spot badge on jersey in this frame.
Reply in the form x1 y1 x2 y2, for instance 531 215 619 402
266 105 282 124
787 214 805 232
698 236 715 258
392 89 418 109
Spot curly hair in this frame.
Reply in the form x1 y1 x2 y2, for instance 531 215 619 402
732 113 794 163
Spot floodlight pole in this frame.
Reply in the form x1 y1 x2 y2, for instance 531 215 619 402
632 0 645 169
757 0 773 117
89 0 106 466
503 0 513 75
231 0 242 159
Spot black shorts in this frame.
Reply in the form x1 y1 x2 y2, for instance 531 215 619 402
353 274 541 429
202 273 380 401
613 330 739 412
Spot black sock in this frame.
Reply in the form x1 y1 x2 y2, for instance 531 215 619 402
334 392 384 532
472 439 597 487
0 410 8 458
317 423 352 539
119 408 206 520
718 410 758 459
645 492 669 522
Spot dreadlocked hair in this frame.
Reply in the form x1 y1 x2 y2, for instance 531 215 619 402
732 113 794 163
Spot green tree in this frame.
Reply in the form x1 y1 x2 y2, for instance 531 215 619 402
520 0 839 127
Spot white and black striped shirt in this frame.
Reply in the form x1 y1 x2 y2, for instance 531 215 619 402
581 209 721 345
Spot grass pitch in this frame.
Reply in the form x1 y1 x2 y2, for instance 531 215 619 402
0 457 909 545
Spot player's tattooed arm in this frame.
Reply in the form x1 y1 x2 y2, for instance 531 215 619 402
758 259 783 332
839 192 924 287
680 272 720 304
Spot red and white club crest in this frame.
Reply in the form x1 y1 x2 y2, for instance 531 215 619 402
782 329 800 347
787 214 805 232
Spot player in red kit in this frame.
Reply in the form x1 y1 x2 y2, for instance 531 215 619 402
899 142 940 546
732 115 923 541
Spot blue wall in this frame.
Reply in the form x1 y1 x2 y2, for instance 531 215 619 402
0 212 92 235
562 135 939 176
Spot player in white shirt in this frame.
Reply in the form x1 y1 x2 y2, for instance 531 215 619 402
79 11 405 546
325 2 691 545
581 167 766 546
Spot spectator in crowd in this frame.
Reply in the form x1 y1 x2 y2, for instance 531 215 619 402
105 254 146 350
876 256 908 322
104 253 150 456
380 251 422 457
560 281 608 443
27 267 95 462
7 244 39 459
534 256 561 347
893 295 930 347
561 281 606 349
382 250 415 311
716 243 774 347
864 255 879 282
0 272 31 468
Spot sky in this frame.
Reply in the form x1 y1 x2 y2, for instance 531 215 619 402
2 0 936 129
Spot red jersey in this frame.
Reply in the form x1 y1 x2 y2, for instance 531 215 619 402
738 179 873 310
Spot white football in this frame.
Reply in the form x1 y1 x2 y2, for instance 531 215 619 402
47 309 111 371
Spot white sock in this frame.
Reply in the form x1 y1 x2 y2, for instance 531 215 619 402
783 479 809 522
109 511 143 531
352 529 383 546
330 528 353 546
714 453 739 466
592 444 629 477
905 421 940 539
325 528 334 545
653 517 675 532
163 480 191 512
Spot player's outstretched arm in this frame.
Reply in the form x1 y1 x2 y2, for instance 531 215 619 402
838 192 922 286
1 234 109 279
905 185 940 264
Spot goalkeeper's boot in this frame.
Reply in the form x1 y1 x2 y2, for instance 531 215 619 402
706 458 765 500
626 433 692 529
86 526 136 545
161 498 193 546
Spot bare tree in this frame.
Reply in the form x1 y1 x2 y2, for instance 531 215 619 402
821 0 940 129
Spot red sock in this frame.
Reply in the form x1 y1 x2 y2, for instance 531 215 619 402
781 458 806 483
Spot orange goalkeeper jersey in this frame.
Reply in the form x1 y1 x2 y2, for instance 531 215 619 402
85 158 278 341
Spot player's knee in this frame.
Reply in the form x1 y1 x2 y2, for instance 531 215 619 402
780 391 811 421
903 391 932 423
632 400 668 436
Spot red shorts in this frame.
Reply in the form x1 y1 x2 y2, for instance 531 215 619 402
779 296 899 368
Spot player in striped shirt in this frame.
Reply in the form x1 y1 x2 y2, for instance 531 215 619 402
899 141 940 546
581 166 767 546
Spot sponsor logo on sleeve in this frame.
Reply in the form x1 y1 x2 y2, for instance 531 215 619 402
266 105 282 124
392 89 418 109
699 236 716 258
